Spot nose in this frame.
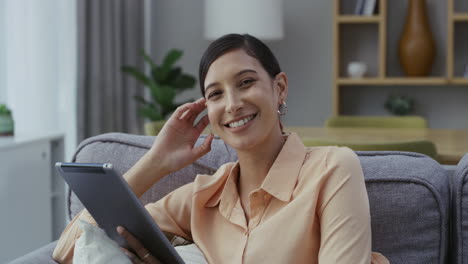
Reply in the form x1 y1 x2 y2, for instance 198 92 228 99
225 90 243 114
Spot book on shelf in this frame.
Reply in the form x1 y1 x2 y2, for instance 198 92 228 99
362 0 378 16
354 0 366 15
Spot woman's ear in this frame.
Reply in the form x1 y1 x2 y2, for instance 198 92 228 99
275 72 288 103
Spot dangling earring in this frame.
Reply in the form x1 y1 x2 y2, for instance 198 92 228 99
277 102 288 116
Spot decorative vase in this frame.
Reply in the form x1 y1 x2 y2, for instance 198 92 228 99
144 120 166 136
347 62 367 78
0 115 14 136
398 0 435 77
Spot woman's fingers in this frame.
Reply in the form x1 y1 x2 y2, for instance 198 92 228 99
117 226 145 252
195 114 210 133
174 98 206 120
121 247 143 264
117 226 161 264
192 133 214 159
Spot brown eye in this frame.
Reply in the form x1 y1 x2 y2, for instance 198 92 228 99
240 78 255 87
207 90 222 99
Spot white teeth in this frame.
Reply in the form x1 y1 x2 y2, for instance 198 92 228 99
228 115 255 128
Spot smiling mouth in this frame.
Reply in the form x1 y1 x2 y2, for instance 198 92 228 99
225 114 257 128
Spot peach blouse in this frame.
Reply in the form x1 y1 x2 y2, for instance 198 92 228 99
53 133 388 263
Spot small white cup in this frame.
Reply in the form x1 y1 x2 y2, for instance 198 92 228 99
347 62 367 78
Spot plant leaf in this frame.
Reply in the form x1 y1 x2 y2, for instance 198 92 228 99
153 85 176 113
166 67 182 84
160 49 183 79
137 106 163 121
148 82 162 104
133 95 148 105
0 104 11 115
173 74 196 90
121 66 152 86
151 66 164 83
133 95 158 109
140 49 157 69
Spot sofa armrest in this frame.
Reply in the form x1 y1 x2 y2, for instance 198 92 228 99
9 241 58 264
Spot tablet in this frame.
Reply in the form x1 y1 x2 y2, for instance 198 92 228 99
56 162 185 264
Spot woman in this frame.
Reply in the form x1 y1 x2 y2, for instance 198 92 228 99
53 34 388 263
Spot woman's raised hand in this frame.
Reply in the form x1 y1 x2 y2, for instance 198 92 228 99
148 98 214 175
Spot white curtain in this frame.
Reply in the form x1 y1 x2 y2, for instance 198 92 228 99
2 0 77 160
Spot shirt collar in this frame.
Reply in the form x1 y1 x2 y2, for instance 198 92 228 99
205 132 307 207
260 132 307 202
205 162 239 208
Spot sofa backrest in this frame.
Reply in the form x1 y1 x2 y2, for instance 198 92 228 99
453 154 468 264
358 151 450 263
70 133 451 264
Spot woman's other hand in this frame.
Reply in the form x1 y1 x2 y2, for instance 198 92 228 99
149 98 214 174
117 226 162 264
123 98 213 197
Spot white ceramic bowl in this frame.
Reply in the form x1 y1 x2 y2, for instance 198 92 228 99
347 62 367 78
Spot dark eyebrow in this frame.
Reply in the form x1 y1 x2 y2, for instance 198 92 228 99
205 69 258 92
235 69 257 77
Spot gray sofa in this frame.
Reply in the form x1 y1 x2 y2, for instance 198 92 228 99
9 132 468 264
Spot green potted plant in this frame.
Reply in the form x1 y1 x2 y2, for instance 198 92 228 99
384 95 415 116
122 49 196 135
0 104 14 136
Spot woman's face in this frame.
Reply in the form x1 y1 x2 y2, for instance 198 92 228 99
204 49 287 151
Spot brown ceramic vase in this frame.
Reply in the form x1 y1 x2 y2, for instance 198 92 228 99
398 0 435 76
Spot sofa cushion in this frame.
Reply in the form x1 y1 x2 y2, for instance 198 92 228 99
453 153 468 264
8 241 58 264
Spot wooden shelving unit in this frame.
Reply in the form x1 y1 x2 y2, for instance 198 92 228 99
337 15 382 24
453 14 468 22
452 78 468 85
337 77 449 86
332 0 468 115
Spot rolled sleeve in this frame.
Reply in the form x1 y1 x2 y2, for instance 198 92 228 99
318 147 372 264
52 209 96 264
144 182 194 241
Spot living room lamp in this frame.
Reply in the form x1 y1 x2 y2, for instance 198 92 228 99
204 0 284 41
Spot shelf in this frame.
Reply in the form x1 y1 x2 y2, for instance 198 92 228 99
337 15 382 24
337 77 449 86
453 14 468 22
451 78 468 84
333 0 464 115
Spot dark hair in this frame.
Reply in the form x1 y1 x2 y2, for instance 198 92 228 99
198 34 282 97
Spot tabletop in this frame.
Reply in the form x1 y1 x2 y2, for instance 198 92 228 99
285 126 468 165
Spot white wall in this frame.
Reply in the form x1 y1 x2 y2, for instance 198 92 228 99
0 0 6 104
151 0 333 127
3 0 77 160
151 0 467 129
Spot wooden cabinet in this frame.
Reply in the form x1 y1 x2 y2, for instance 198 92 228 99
448 0 468 82
333 0 468 115
0 133 65 263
